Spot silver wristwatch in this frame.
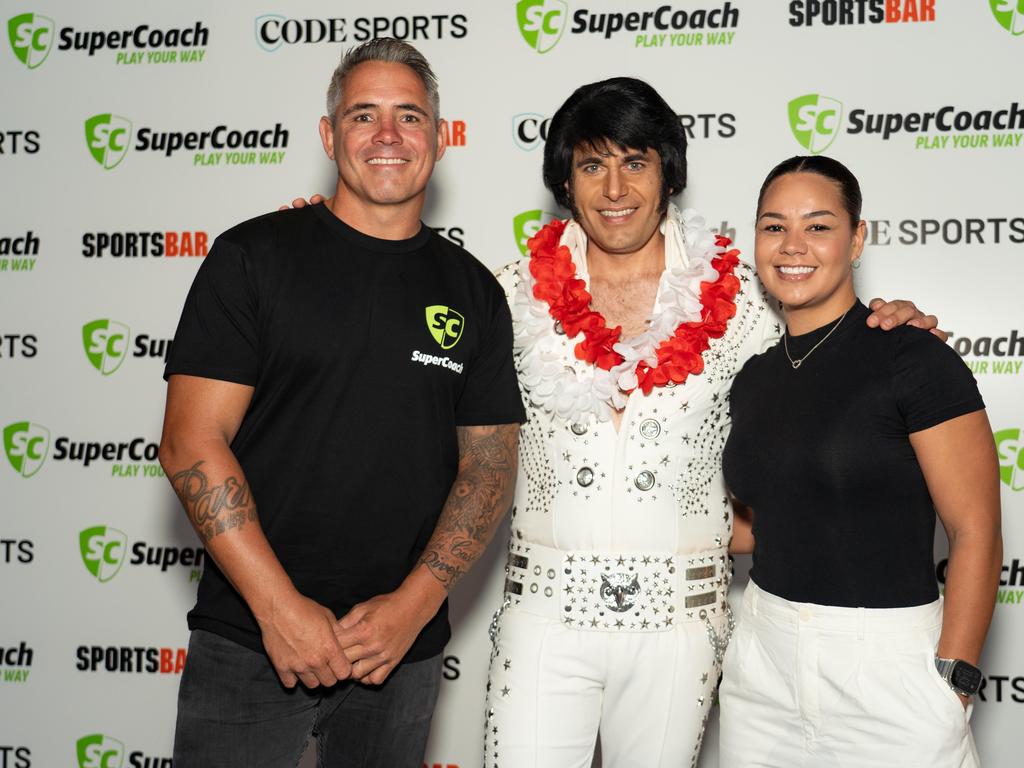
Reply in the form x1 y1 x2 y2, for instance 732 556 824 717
934 656 983 697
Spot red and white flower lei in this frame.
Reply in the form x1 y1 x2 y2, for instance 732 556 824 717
511 206 740 422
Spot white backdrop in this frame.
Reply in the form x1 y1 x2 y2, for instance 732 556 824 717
2 2 1021 767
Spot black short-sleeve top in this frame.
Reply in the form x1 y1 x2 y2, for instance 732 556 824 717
165 203 526 659
722 300 984 608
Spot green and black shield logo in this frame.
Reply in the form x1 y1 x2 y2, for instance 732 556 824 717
425 305 464 350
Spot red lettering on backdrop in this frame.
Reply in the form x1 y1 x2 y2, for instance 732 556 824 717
442 121 467 147
159 647 187 673
164 231 209 257
887 0 934 22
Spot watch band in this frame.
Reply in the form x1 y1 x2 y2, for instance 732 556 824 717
934 656 982 697
934 656 957 681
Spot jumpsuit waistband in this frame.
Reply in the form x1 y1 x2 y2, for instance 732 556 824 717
504 541 730 632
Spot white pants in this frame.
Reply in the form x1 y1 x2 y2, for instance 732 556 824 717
485 607 719 768
719 581 980 768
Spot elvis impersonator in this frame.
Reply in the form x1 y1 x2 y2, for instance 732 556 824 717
483 77 937 768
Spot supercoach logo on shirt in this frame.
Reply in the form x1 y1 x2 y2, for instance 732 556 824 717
426 305 464 350
411 350 464 374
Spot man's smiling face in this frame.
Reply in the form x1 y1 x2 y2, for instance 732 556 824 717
568 141 665 257
321 60 446 211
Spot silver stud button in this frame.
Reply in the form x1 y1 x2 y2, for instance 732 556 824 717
577 467 594 487
639 419 661 439
634 470 655 491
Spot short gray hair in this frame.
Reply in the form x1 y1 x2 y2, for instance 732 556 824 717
325 38 440 124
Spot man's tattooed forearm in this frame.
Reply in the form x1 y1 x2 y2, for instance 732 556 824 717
170 460 257 543
418 551 463 581
418 425 519 589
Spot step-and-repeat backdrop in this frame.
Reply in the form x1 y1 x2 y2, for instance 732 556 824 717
2 2 1021 766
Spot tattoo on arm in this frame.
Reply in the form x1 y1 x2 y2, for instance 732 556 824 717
170 460 257 543
417 425 519 590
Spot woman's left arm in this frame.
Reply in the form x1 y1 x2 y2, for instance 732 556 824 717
910 409 1002 690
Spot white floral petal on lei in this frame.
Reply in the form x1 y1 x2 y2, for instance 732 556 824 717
512 208 726 424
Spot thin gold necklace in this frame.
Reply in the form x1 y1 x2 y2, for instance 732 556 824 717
784 309 850 370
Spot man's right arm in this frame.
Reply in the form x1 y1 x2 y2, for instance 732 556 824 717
159 373 351 688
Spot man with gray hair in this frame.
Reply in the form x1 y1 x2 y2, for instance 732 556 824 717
160 38 524 766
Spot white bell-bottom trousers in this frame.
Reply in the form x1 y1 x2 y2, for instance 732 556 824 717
484 606 721 768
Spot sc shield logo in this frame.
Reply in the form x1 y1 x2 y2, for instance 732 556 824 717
426 306 464 350
517 0 567 53
513 209 560 257
788 94 843 154
85 113 133 170
77 733 125 768
991 0 1024 35
995 428 1024 491
8 12 54 68
83 319 130 375
3 421 49 478
80 526 128 583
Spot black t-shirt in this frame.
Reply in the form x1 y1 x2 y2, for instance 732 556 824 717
722 300 984 608
165 203 525 659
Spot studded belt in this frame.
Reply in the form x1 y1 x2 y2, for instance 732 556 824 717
503 541 729 632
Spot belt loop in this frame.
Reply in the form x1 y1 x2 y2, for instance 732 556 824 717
857 607 866 640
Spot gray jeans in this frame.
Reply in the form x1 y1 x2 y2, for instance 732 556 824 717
173 629 442 768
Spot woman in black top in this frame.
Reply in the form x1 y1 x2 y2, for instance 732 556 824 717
718 156 1002 767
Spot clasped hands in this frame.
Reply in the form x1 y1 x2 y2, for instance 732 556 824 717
257 586 434 689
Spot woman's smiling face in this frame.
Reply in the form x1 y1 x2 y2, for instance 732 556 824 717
754 171 865 326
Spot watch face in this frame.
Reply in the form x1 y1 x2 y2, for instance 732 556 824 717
951 661 983 694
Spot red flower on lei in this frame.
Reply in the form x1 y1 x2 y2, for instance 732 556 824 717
527 219 740 395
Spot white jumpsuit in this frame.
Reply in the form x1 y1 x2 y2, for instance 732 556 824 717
485 209 778 768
